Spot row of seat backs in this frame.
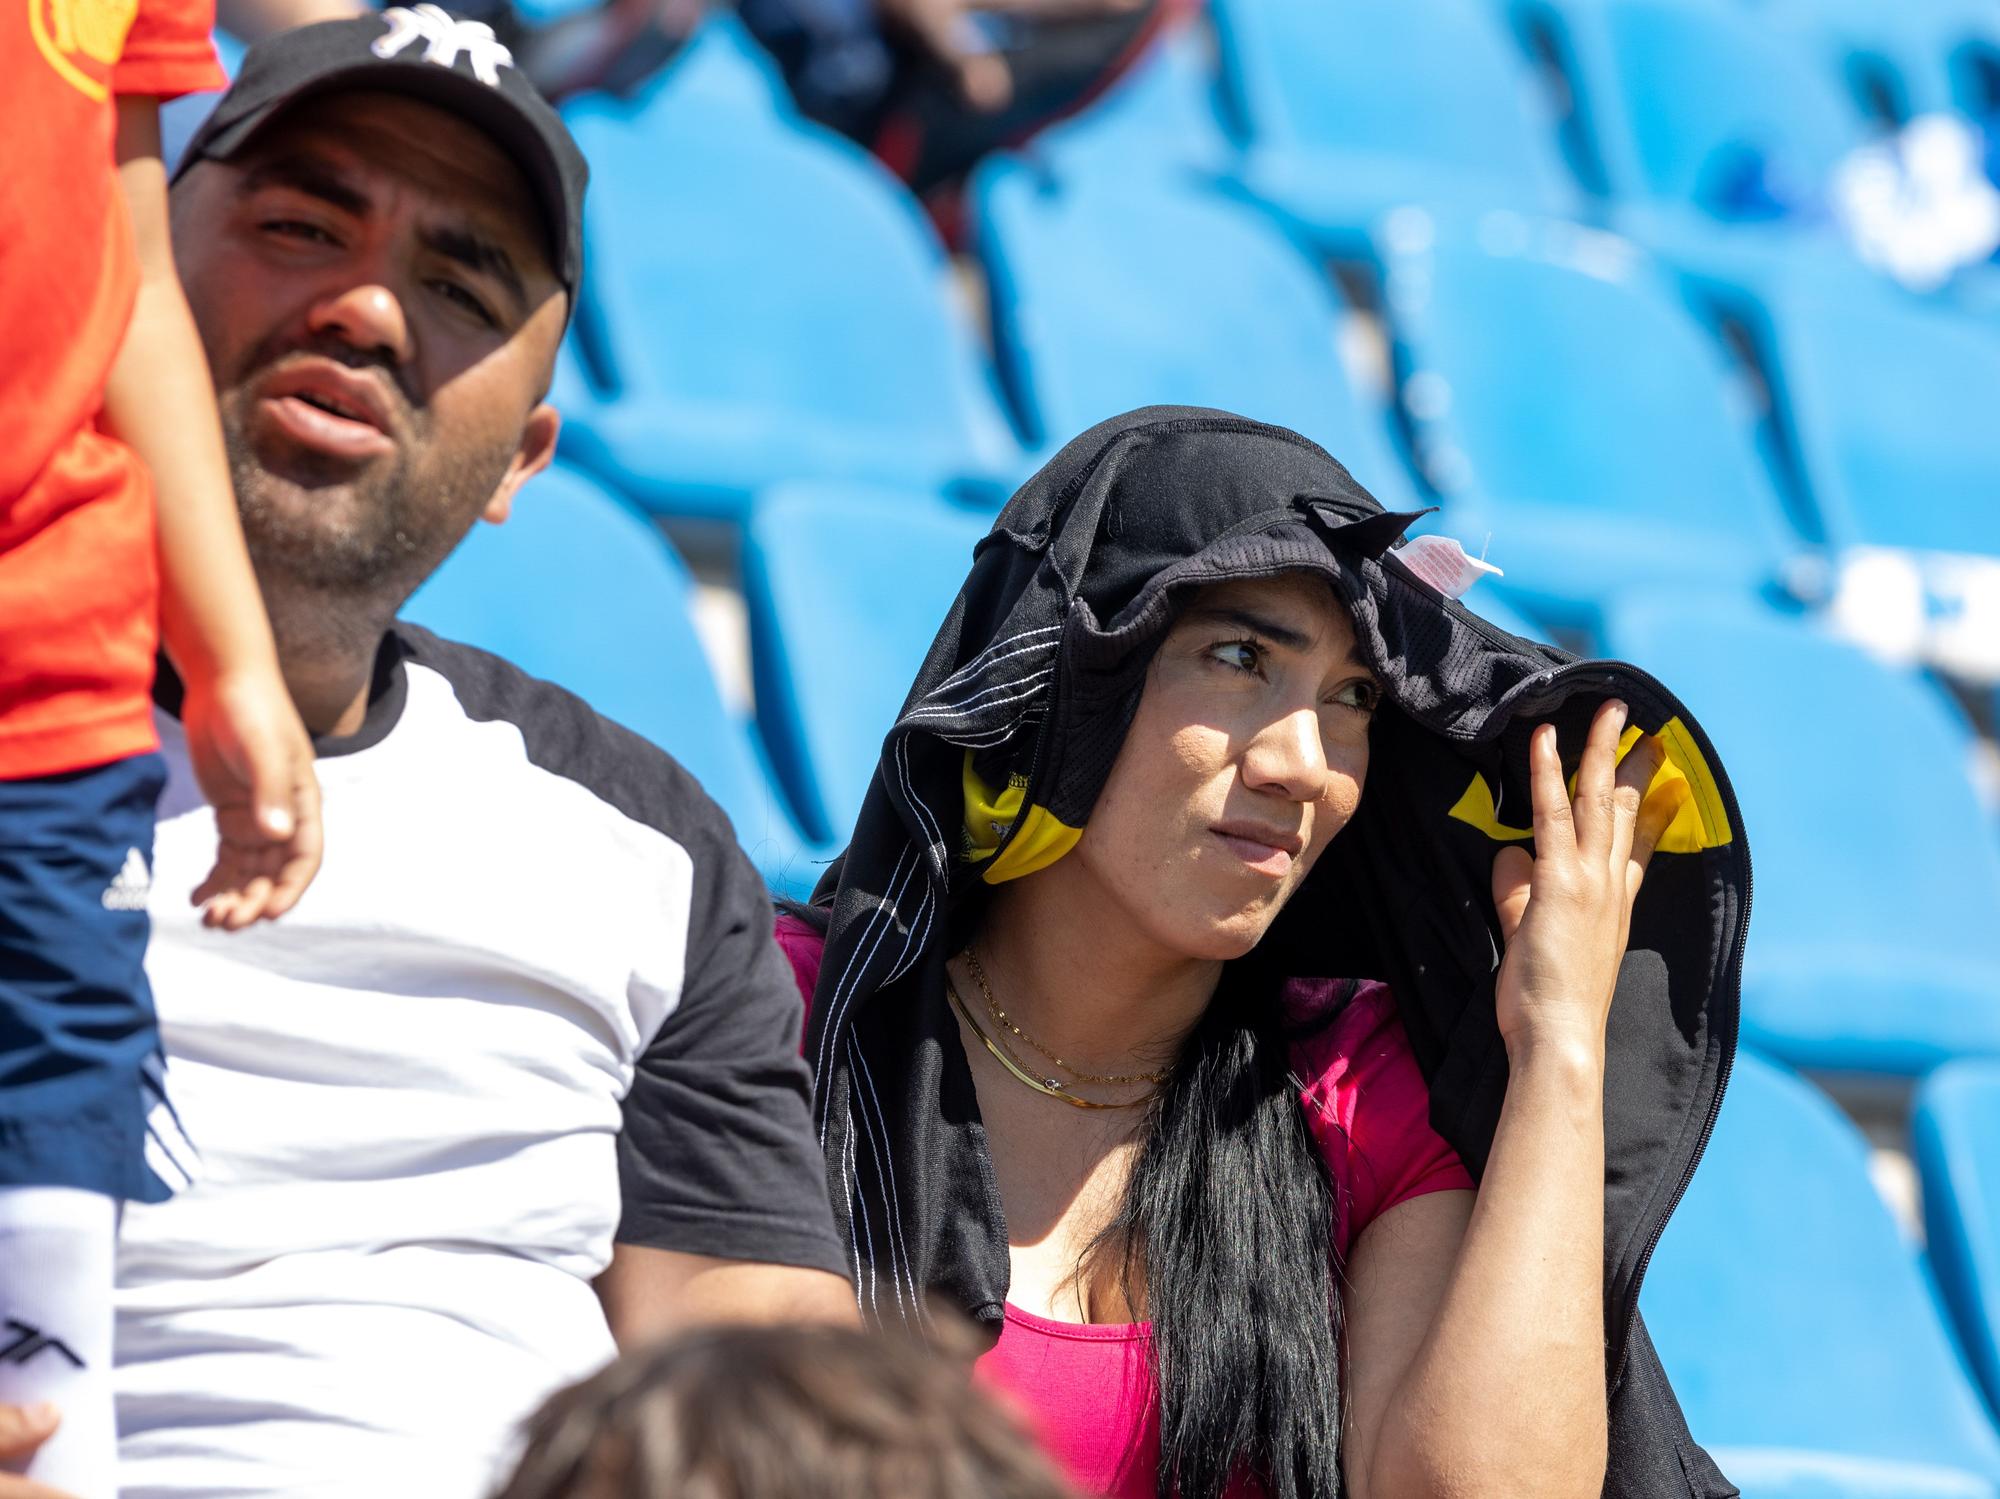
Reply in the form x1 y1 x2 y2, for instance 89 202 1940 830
553 11 2000 583
1211 0 1999 233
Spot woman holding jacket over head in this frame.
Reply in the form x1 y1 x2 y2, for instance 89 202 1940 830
781 407 1747 1499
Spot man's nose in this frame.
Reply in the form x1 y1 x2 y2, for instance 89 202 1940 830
1243 707 1330 802
303 281 412 367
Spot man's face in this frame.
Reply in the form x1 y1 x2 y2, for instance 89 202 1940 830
172 91 568 610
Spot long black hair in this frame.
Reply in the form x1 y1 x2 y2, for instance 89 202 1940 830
1089 961 1347 1499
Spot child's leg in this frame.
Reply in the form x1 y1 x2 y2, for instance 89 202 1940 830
0 752 174 1499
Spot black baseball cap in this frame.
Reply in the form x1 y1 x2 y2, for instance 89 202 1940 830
178 5 588 315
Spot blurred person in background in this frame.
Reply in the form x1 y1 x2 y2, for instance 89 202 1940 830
783 408 1743 1498
740 0 1192 197
495 1320 1083 1499
108 14 852 1499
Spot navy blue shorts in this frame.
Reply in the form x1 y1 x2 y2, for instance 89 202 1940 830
0 753 175 1203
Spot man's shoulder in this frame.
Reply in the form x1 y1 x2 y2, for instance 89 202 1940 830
392 621 740 857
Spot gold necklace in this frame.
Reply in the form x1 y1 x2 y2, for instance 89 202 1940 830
945 976 1152 1111
964 948 1172 1088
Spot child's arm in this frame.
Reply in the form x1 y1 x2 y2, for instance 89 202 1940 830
102 97 323 931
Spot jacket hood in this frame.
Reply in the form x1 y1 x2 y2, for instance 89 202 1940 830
806 406 1747 1496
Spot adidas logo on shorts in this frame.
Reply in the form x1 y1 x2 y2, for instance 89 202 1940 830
102 847 151 911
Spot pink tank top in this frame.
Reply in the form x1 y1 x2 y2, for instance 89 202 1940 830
774 917 1471 1498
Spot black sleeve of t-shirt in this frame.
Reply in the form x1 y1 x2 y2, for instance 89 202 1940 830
615 816 849 1278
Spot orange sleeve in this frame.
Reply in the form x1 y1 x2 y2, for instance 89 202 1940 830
114 0 226 99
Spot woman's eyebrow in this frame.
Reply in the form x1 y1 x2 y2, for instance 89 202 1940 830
1186 604 1373 672
1185 605 1309 648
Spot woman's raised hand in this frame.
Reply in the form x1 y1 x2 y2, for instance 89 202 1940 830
1489 700 1689 1061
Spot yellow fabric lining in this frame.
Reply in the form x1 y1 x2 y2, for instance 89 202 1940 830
1445 716 1731 853
959 754 1083 884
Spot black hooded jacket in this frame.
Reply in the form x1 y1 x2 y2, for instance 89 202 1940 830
804 408 1746 1497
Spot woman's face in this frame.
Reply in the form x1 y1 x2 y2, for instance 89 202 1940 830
1071 574 1378 961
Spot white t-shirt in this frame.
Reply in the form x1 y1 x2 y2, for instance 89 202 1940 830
115 625 843 1499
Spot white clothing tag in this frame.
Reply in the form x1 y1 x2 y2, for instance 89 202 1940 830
1397 533 1504 599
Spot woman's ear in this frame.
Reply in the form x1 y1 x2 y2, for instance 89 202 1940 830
481 403 561 526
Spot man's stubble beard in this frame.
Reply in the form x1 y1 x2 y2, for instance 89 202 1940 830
221 399 520 635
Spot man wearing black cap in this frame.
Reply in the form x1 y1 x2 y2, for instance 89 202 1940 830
102 13 855 1498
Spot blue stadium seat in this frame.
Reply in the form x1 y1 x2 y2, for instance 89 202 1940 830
1916 1060 2000 1428
1755 268 2000 559
1599 593 2000 1076
1211 0 1580 249
1017 18 1234 186
1381 213 1799 629
1771 0 2000 124
972 158 1417 507
742 484 989 846
507 0 599 28
400 465 830 898
1525 0 1868 226
555 15 1020 521
1641 1052 2000 1497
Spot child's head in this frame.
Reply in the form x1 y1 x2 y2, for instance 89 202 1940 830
495 1322 1080 1499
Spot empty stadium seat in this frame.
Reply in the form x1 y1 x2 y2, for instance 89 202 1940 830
972 158 1417 506
1211 0 1581 249
1016 17 1234 186
742 484 989 845
1771 0 2000 125
1641 1051 2000 1496
1916 1060 2000 1428
1755 268 2000 560
1599 593 2000 1076
1524 0 1868 226
400 464 830 898
555 14 1020 521
1382 213 1799 628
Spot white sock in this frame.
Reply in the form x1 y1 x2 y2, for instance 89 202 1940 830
0 1187 116 1499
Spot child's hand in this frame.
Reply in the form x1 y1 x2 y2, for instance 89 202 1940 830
180 668 323 930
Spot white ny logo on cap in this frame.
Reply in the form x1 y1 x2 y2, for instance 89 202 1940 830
372 4 515 87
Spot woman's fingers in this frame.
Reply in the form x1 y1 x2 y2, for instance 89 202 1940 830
1626 777 1692 903
1491 844 1534 945
1571 699 1630 860
1527 722 1577 862
1606 731 1668 870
